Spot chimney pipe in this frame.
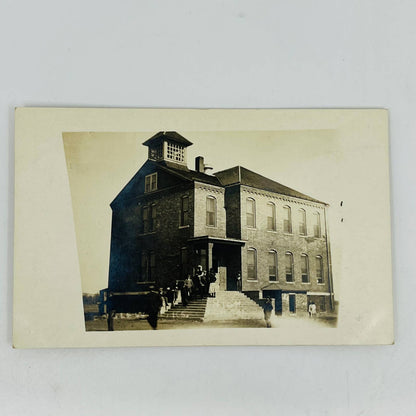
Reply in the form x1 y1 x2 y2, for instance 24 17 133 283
195 156 205 173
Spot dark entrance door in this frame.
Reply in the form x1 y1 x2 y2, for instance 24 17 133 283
289 294 296 313
263 290 282 315
275 291 282 315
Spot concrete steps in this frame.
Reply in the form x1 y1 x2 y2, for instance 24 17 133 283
161 298 207 321
204 291 264 321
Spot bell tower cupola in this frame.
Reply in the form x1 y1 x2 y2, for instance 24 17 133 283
142 131 193 167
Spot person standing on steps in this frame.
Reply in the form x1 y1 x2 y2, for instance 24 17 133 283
208 268 217 297
263 297 273 328
236 272 242 292
184 274 193 300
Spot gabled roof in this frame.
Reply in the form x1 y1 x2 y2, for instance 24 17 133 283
142 131 193 147
158 161 221 187
214 166 326 205
111 160 221 209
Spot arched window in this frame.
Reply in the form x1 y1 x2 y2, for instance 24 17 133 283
268 250 278 281
314 212 321 238
285 252 294 282
299 208 307 236
247 248 257 280
316 255 324 283
206 196 217 227
283 206 292 233
246 198 256 228
267 202 276 231
301 254 310 283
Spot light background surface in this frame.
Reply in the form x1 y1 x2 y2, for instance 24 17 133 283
1 1 415 415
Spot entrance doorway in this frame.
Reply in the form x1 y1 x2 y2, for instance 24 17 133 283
263 290 282 315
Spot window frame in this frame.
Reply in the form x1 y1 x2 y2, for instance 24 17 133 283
267 202 276 231
166 141 185 163
285 251 294 282
301 253 310 283
247 248 257 280
316 255 324 284
268 250 278 281
246 197 256 228
180 195 190 227
206 195 217 227
313 212 321 238
283 205 292 234
145 172 158 193
299 208 307 236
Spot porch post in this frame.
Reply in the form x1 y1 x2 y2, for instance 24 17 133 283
207 242 214 271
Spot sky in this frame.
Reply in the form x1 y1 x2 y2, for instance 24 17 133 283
63 130 344 294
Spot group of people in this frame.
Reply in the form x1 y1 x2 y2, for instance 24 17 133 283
181 265 218 306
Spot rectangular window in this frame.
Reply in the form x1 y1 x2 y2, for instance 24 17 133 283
267 203 276 231
166 142 185 162
247 249 257 280
141 251 155 281
145 173 157 193
143 205 156 233
285 252 293 282
316 256 324 284
150 204 156 231
268 251 277 281
142 206 149 233
180 196 189 226
246 198 255 228
206 196 216 226
150 251 156 280
301 254 309 283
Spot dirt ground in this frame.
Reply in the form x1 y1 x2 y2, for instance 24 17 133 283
85 315 337 331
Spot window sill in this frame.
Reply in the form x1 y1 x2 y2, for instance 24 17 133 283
139 231 157 236
179 225 190 229
317 283 325 285
301 282 311 285
285 281 294 284
205 225 217 229
283 233 293 236
247 279 258 282
266 230 277 233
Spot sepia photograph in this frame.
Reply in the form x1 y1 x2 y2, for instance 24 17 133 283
63 128 342 333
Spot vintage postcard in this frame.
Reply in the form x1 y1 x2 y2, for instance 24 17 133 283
13 108 393 347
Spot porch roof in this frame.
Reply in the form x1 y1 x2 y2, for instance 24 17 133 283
187 236 246 246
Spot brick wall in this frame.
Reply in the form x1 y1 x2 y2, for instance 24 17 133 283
238 186 331 299
193 182 226 238
109 183 195 290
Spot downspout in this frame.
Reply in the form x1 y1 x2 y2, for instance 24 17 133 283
324 205 335 311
